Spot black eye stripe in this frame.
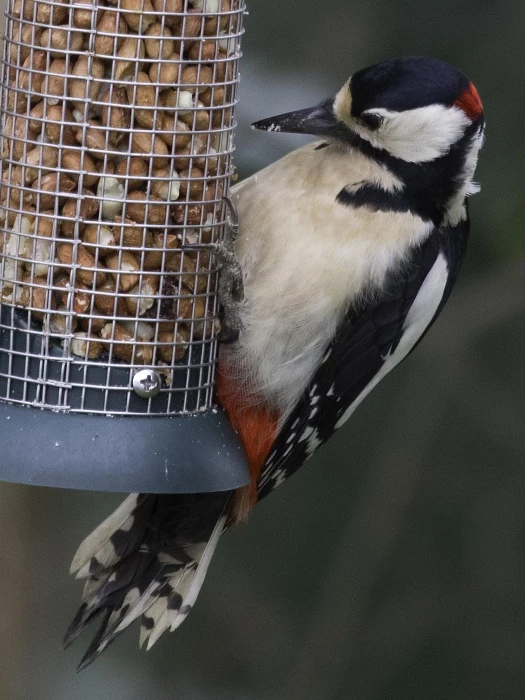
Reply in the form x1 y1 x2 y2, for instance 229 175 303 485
361 113 384 131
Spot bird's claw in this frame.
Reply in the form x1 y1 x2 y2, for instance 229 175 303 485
218 197 244 343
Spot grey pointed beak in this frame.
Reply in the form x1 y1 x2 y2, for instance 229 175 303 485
252 101 339 136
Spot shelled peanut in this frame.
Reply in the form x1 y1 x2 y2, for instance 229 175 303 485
0 0 240 367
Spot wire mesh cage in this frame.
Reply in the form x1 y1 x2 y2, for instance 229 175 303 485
0 0 249 491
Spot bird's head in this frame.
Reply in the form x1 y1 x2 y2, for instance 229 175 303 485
253 56 484 166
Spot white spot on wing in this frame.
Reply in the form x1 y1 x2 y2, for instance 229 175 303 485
306 427 322 456
270 468 288 489
299 425 315 442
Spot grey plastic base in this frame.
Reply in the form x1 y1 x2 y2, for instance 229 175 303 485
0 401 249 493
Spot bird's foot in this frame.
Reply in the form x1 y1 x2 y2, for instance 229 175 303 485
218 197 244 344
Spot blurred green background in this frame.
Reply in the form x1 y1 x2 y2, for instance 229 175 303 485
1 1 525 698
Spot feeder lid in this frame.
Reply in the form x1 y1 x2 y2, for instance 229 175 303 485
0 401 250 493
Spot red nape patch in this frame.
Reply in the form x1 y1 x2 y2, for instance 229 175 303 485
454 82 483 121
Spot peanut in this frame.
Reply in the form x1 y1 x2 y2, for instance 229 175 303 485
121 320 155 341
115 158 149 189
70 332 103 359
126 274 159 315
96 176 125 218
18 51 46 97
113 216 153 248
44 58 67 104
125 191 168 225
10 20 40 64
121 0 156 33
72 286 91 315
105 250 140 292
2 116 27 160
82 223 117 256
45 105 76 145
172 203 203 226
32 172 77 210
61 192 99 238
188 40 217 61
180 65 213 95
100 87 131 145
61 150 99 188
50 313 77 334
199 85 226 108
144 23 175 60
35 0 68 24
22 144 59 185
158 114 191 149
126 72 160 130
73 118 109 156
13 0 35 21
156 329 188 362
57 243 106 287
143 231 179 270
18 273 50 319
151 172 181 202
93 278 128 316
179 166 205 199
101 322 153 364
27 102 45 136
173 287 194 319
179 105 210 130
179 253 209 293
152 0 183 27
114 37 145 82
178 9 204 38
72 0 99 29
76 315 104 333
69 56 105 111
148 59 182 87
214 51 234 82
94 10 128 56
159 88 178 111
40 27 83 56
131 131 169 167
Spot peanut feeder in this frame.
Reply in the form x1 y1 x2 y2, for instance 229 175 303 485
0 0 249 492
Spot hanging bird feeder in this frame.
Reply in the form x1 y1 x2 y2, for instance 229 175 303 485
0 0 249 492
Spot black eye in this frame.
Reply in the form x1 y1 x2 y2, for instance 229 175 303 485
361 112 384 131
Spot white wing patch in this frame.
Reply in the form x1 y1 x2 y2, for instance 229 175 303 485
334 252 449 429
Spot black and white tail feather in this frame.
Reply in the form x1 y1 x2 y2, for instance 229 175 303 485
64 492 229 669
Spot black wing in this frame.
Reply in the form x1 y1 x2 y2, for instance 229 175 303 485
256 217 468 501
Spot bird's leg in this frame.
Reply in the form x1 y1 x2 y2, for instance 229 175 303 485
217 197 244 343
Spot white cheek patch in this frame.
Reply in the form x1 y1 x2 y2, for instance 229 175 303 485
355 104 471 163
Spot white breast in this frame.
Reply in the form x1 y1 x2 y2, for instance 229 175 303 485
224 141 433 421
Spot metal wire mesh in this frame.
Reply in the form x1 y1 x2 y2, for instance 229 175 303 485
0 0 244 415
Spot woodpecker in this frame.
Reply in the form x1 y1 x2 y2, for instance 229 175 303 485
64 56 484 667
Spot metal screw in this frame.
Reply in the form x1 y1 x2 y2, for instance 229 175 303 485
133 369 162 398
